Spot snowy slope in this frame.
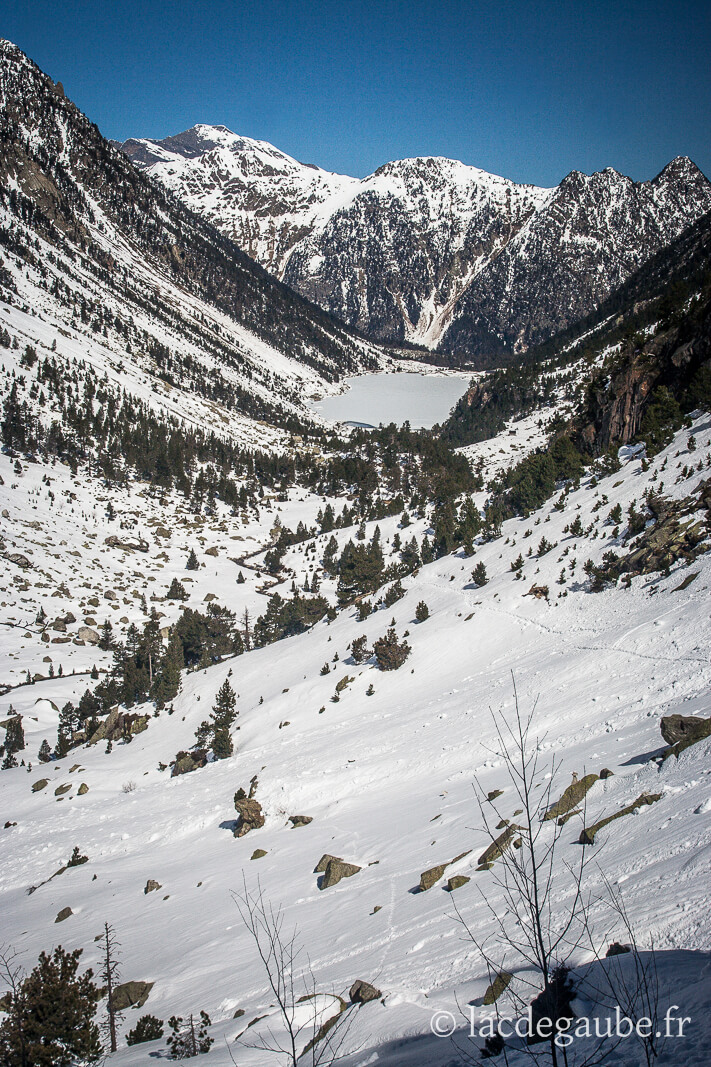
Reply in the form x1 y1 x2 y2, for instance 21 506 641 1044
2 412 711 1065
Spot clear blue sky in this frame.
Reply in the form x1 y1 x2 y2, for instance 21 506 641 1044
3 0 710 185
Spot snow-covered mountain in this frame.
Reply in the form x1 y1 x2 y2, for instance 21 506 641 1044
3 39 711 1067
121 126 711 362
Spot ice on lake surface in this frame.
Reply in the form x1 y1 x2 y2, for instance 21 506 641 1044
311 371 471 429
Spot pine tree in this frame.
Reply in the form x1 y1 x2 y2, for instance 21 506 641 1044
166 1011 213 1058
127 1014 164 1045
196 679 237 758
0 945 102 1065
98 620 114 651
373 628 411 671
4 713 24 756
38 739 52 763
350 635 372 664
186 548 199 570
415 600 429 622
472 561 488 586
167 578 188 601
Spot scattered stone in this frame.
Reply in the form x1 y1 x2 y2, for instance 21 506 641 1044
419 850 471 891
349 979 382 1004
55 907 72 923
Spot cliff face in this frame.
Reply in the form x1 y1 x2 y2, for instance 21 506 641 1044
577 300 711 454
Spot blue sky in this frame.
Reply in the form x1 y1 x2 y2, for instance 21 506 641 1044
3 0 710 185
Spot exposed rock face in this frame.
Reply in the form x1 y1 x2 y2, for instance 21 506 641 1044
171 750 208 777
121 126 711 363
89 707 149 745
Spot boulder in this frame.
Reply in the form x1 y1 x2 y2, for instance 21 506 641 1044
419 863 448 892
250 849 268 860
77 626 100 645
446 874 470 892
320 859 361 889
109 980 154 1012
349 979 382 1004
660 714 711 753
144 879 162 894
55 907 72 923
543 773 598 821
477 827 518 870
420 850 472 890
52 618 67 632
483 971 512 1005
233 795 265 837
32 778 49 792
54 784 71 796
171 750 207 777
78 783 89 795
288 815 313 828
315 854 342 873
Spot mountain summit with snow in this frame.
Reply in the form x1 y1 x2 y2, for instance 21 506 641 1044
121 126 711 362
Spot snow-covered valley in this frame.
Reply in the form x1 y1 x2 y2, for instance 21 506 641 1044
2 405 711 1065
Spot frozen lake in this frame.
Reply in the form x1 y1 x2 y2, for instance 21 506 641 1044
311 371 471 429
